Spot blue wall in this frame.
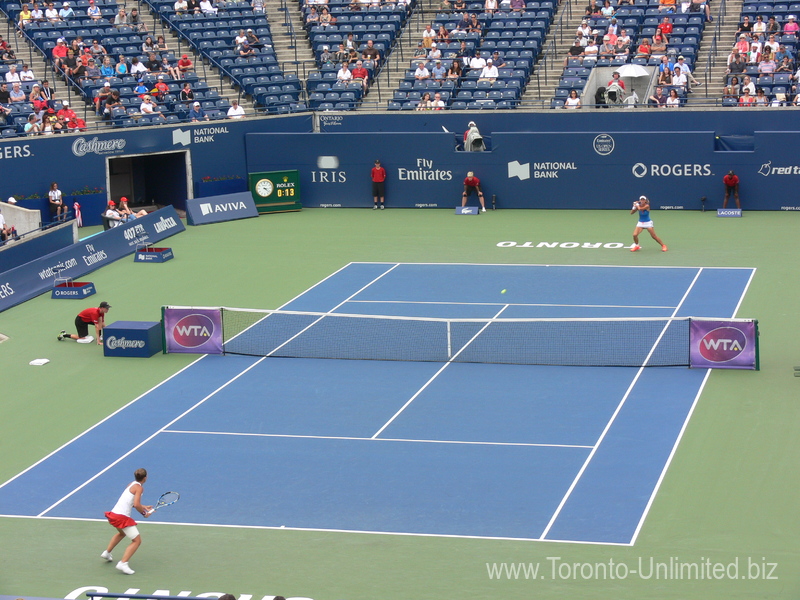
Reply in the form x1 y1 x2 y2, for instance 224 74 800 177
3 111 799 212
245 129 800 211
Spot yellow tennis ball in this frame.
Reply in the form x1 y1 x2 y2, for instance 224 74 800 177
501 289 507 294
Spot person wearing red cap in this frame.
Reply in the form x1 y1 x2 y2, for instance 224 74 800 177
58 301 111 344
177 53 193 78
104 200 125 227
117 197 148 219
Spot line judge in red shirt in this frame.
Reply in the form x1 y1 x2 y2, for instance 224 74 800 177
58 301 110 344
723 170 741 209
462 171 486 212
371 159 387 209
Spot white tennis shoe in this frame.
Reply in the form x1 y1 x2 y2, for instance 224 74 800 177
116 561 135 574
100 550 113 562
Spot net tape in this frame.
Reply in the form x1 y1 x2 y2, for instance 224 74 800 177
219 308 691 367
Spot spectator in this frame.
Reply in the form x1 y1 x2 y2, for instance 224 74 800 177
188 100 207 121
672 66 687 91
635 38 651 59
0 102 10 127
656 16 672 41
599 35 615 57
186 0 201 13
252 0 264 12
351 59 369 91
0 82 9 104
41 107 61 134
675 56 699 90
140 95 166 121
29 83 46 113
413 61 429 80
129 7 146 32
102 88 122 119
468 53 486 73
510 0 524 11
485 0 497 13
658 0 675 12
650 34 667 58
446 61 462 80
784 15 799 34
179 82 194 105
585 0 599 15
151 74 169 100
428 42 442 60
766 16 779 33
30 2 45 22
468 13 481 34
648 85 668 107
658 65 672 85
86 0 102 20
155 35 170 53
245 29 262 49
422 24 436 48
333 43 348 64
5 64 20 84
85 57 101 81
174 0 188 14
431 59 446 83
24 113 41 135
56 100 75 127
199 0 218 15
416 91 432 110
117 198 148 219
479 58 498 82
58 1 73 18
142 36 157 54
161 56 180 80
753 14 767 34
362 39 380 62
319 6 334 26
0 204 18 243
564 89 582 108
741 74 756 94
145 52 161 72
576 20 592 45
432 91 446 109
337 62 353 83
115 54 130 76
9 82 26 103
564 38 585 66
739 88 755 105
177 54 193 77
70 56 87 82
0 35 16 63
130 57 147 77
227 98 245 118
320 45 333 65
45 2 61 21
666 88 681 107
584 38 600 59
20 64 35 81
238 40 256 58
776 55 794 73
722 77 740 98
758 54 776 74
764 33 779 54
113 7 127 27
100 56 115 79
89 39 107 58
306 6 318 24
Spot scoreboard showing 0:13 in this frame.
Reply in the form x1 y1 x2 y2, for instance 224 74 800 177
248 170 302 214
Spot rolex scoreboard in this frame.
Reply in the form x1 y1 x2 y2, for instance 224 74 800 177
248 170 302 214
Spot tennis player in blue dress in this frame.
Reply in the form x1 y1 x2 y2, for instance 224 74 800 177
630 195 668 252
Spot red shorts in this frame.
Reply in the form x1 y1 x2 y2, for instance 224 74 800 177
105 511 137 529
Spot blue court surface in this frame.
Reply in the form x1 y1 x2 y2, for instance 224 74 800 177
0 263 755 545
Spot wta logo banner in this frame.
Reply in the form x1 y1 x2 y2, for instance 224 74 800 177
689 319 758 370
163 307 223 354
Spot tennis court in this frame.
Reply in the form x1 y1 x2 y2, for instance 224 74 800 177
0 262 755 545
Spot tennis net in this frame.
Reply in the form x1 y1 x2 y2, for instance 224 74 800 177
218 308 691 367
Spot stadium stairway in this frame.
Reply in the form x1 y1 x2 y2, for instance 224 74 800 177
262 0 317 87
361 0 435 110
685 0 743 106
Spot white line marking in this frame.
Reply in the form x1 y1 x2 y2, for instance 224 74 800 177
538 267 705 541
347 261 754 271
371 305 510 439
0 514 632 546
163 429 594 449
346 300 677 310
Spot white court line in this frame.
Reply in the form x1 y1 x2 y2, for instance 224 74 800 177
346 300 677 310
538 267 705 542
36 264 402 518
163 429 594 449
0 513 633 546
371 305 510 439
348 261 755 271
628 269 756 545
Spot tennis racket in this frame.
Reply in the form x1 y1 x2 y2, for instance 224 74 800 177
147 491 180 515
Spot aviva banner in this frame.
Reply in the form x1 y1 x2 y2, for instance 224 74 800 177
186 191 259 225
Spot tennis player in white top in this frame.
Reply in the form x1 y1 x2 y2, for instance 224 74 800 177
102 468 152 574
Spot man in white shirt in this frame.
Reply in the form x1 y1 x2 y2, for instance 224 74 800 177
5 65 21 83
479 58 498 81
468 54 486 72
431 91 445 110
227 99 246 118
337 64 352 83
414 61 430 80
20 65 35 81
